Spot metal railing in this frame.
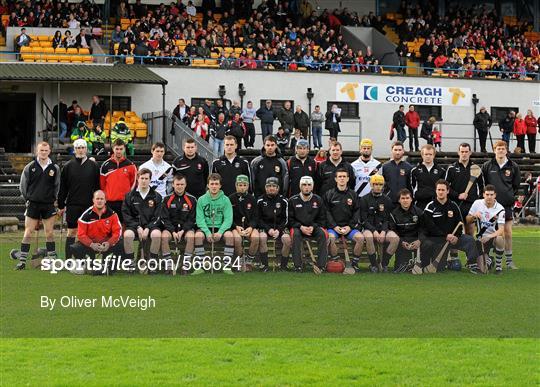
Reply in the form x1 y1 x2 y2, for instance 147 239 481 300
143 110 216 165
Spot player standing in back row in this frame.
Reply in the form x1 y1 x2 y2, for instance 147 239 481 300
351 138 382 198
11 141 61 270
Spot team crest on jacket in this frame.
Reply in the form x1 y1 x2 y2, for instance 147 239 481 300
308 166 312 171
412 215 418 222
105 219 110 224
400 169 405 176
433 169 438 174
448 210 454 218
197 163 202 170
234 162 239 168
275 165 280 173
182 203 189 210
312 202 318 208
378 204 384 212
347 198 353 206
276 203 281 208
123 168 128 173
247 203 252 209
504 170 511 177
148 200 155 207
48 170 55 176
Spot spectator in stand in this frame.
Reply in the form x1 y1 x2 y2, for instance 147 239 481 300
524 109 537 153
226 112 246 150
473 106 492 153
420 116 436 145
325 104 341 140
513 113 527 152
63 30 77 49
89 95 107 129
405 105 420 152
15 28 31 51
432 125 442 150
111 117 134 156
256 100 277 141
392 105 407 143
117 36 132 61
76 28 92 50
241 101 257 148
52 30 62 49
293 105 310 139
311 105 324 150
52 99 69 144
275 126 289 153
211 112 227 156
499 110 515 146
277 101 295 135
191 113 209 141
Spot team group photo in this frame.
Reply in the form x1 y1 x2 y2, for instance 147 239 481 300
1 0 539 385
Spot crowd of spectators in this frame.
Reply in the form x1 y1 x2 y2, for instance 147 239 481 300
394 1 540 79
2 0 103 28
109 0 387 72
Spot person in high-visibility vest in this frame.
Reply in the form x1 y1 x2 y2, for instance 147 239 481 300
111 117 134 156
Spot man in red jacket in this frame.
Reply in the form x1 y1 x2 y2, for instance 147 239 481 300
405 105 420 152
70 190 123 274
524 109 537 153
99 139 137 222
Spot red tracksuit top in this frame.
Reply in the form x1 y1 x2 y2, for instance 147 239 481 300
99 156 137 202
77 205 122 247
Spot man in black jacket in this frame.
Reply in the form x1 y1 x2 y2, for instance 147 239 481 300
473 106 492 153
316 141 355 194
288 176 327 272
256 177 291 271
293 105 310 139
381 141 412 205
89 95 107 129
277 100 295 134
360 175 398 272
482 140 521 269
251 136 289 197
389 188 424 272
11 142 61 270
159 173 197 274
172 138 210 198
422 180 478 273
324 168 364 266
256 100 277 141
410 144 446 209
229 175 259 270
287 139 317 197
211 136 251 196
498 111 515 146
122 168 162 272
57 139 100 260
52 99 69 143
392 105 406 142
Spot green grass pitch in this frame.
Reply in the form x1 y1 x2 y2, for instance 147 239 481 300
1 228 538 385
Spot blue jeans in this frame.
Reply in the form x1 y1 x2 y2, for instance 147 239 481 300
212 138 224 156
502 131 511 146
58 122 68 142
261 123 273 141
396 124 406 142
312 126 323 148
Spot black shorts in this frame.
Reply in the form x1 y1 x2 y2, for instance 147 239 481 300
108 201 123 222
25 201 57 220
504 206 513 221
66 205 89 228
459 202 473 220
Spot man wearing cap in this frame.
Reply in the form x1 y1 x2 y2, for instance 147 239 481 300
57 139 100 260
359 175 399 272
229 175 259 271
211 135 251 197
317 141 355 195
473 106 492 153
251 135 289 198
288 176 328 272
256 177 291 271
352 138 382 198
323 168 364 265
287 139 317 197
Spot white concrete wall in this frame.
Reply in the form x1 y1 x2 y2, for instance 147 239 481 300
6 67 540 156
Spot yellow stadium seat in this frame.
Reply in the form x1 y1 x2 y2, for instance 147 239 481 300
223 47 234 53
29 41 40 47
55 47 66 54
46 54 59 62
43 47 54 54
71 56 83 62
113 111 124 117
20 46 32 53
39 41 52 47
66 48 78 55
83 55 93 63
234 47 243 53
205 59 217 65
125 56 134 64
135 122 147 130
191 58 205 66
37 35 49 41
23 57 34 62
135 130 147 138
210 52 219 58
125 111 135 117
21 54 35 61
79 48 90 55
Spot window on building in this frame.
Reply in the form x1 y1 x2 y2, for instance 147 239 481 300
97 96 131 112
326 101 359 119
491 107 519 123
415 105 442 121
259 99 294 111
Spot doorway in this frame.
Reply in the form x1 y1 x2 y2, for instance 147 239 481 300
0 93 36 153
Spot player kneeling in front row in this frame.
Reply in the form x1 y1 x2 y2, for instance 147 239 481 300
388 189 424 273
229 175 259 271
122 168 162 273
466 185 506 274
422 180 478 273
194 173 235 274
323 168 364 271
71 190 122 274
257 177 291 271
360 175 399 272
159 173 197 275
11 141 60 270
289 176 328 272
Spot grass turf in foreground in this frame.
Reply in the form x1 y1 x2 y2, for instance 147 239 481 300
1 338 538 385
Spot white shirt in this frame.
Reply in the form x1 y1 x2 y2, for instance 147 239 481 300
468 199 505 236
351 157 381 197
186 5 197 16
68 19 80 29
139 158 173 198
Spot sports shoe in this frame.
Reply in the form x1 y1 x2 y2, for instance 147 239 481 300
223 268 234 275
506 261 518 270
469 266 480 275
15 262 26 270
260 265 269 273
10 249 20 260
279 265 289 272
191 268 205 275
381 266 389 273
369 265 379 273
294 266 302 273
393 264 408 273
495 268 503 275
